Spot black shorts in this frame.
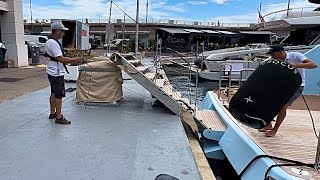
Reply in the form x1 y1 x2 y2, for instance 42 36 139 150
47 74 65 98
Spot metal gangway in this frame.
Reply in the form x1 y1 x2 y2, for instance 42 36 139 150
113 52 227 140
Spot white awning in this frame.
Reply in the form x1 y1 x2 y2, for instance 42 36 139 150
89 31 106 34
216 30 236 35
182 29 203 33
116 31 150 34
159 27 189 34
201 30 220 34
240 31 276 35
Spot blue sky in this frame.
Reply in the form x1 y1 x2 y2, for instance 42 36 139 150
22 0 319 23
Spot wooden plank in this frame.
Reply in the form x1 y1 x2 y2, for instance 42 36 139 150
144 72 155 80
163 85 173 96
172 91 181 100
180 97 192 109
155 79 165 88
195 110 227 131
159 69 167 76
161 73 170 82
180 98 190 106
128 59 141 66
136 66 148 73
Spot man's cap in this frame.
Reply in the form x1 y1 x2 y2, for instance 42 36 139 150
51 22 69 31
266 44 284 54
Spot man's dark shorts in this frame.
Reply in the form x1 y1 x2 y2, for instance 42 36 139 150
287 86 304 106
47 74 65 98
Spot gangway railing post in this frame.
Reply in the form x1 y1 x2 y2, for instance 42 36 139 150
155 36 162 80
227 65 232 102
196 41 199 54
315 130 320 171
188 60 192 104
194 69 199 115
218 63 232 102
201 41 205 71
155 34 159 80
239 68 256 86
158 38 162 79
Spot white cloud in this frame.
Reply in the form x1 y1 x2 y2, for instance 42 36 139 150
187 1 208 5
207 0 319 23
23 0 182 21
210 13 258 24
211 0 228 5
24 0 110 20
22 0 320 24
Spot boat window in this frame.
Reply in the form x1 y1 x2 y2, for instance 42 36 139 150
39 37 47 43
310 35 320 45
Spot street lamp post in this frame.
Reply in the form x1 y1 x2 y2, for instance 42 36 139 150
146 0 149 23
135 0 139 55
30 0 33 34
107 1 113 55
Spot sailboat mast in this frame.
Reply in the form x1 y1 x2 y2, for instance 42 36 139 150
135 0 139 55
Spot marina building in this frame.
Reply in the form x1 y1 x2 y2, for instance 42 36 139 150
0 0 28 67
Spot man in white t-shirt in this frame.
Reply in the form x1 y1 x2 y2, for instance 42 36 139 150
45 22 82 124
259 45 318 137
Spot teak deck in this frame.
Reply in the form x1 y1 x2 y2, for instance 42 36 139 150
242 109 320 179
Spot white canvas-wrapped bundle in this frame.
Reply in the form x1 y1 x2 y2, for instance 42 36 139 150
76 57 123 103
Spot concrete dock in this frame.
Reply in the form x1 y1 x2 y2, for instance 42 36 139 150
0 73 203 180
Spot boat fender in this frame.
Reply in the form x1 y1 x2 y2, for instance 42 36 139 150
228 59 302 129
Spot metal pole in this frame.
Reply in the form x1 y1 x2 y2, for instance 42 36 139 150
195 69 199 115
159 38 162 79
227 65 232 102
200 41 204 71
189 59 192 103
287 0 290 18
146 0 149 23
107 1 113 55
196 41 199 55
30 0 33 34
315 131 320 170
155 34 159 58
122 14 125 52
135 0 139 55
155 34 159 79
159 39 162 58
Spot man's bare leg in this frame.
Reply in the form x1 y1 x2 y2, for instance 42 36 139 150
258 122 272 132
55 98 63 119
266 105 289 137
50 93 56 114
